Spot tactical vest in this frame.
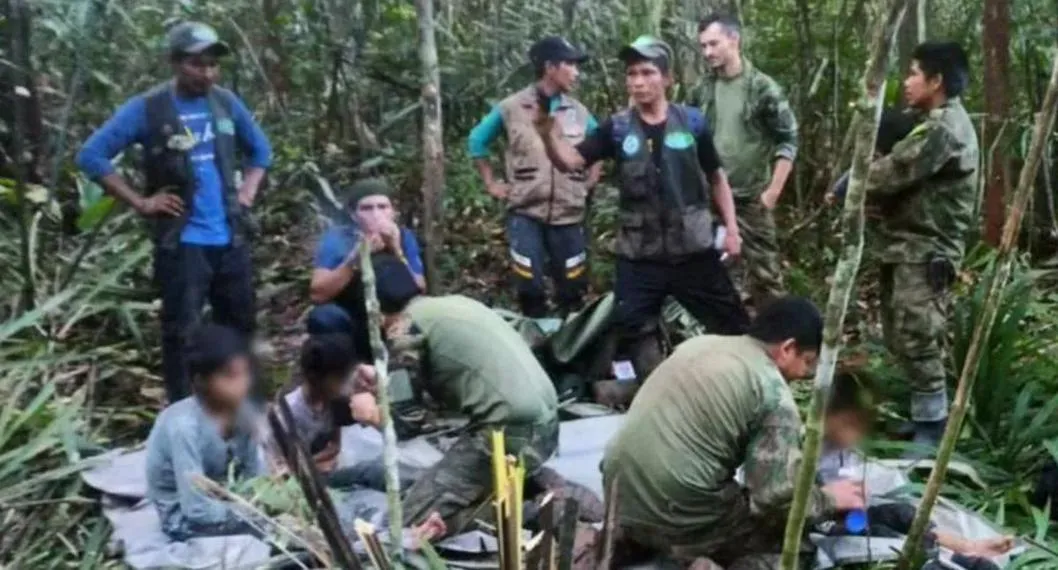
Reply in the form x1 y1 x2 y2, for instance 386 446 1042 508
142 82 246 250
612 105 714 261
497 86 592 225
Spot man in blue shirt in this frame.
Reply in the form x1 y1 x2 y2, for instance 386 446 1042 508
308 178 425 356
468 36 602 318
76 22 272 403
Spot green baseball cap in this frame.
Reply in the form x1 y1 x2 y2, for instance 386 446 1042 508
618 35 673 65
167 22 231 57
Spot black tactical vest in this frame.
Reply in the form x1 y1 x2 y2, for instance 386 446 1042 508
612 105 715 261
142 82 246 250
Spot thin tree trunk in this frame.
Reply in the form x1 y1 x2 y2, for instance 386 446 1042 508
360 242 406 567
897 48 1058 570
778 1 909 568
6 0 38 310
416 0 445 293
982 0 1011 246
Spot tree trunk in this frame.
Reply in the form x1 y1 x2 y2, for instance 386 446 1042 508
360 242 406 567
778 1 909 568
416 0 445 293
982 0 1011 246
897 50 1058 570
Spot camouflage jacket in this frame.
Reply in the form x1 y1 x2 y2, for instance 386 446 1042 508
691 59 798 198
864 98 980 264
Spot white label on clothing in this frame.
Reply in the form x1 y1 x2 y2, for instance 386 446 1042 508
714 225 726 249
510 248 532 268
565 252 587 269
612 360 636 383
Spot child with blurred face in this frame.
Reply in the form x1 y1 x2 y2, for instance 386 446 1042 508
819 372 1014 563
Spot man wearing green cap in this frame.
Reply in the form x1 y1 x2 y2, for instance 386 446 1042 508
308 178 426 357
468 36 602 318
693 13 798 311
76 21 273 403
538 35 749 380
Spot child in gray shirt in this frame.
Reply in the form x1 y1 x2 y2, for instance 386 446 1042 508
146 324 265 541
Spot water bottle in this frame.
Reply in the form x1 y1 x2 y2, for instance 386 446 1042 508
844 508 868 534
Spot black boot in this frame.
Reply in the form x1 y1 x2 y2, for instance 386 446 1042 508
902 417 947 459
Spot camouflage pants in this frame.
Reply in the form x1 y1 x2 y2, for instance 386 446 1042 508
614 492 800 570
733 199 785 309
401 416 559 536
880 263 951 422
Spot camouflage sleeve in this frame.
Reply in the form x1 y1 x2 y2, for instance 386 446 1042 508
742 398 836 520
865 121 956 196
757 80 799 162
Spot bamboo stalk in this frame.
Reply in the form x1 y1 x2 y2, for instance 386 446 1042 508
897 45 1058 570
777 1 909 569
359 239 406 568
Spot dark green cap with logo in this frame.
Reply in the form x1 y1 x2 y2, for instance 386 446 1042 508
167 22 231 58
618 35 673 68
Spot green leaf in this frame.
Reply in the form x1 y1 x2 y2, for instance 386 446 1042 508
75 196 115 232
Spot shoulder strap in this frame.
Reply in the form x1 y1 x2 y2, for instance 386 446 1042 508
611 110 632 145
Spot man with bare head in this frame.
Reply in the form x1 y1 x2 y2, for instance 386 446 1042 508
694 13 799 311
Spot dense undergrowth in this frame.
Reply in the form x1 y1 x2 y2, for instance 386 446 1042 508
4 0 1058 566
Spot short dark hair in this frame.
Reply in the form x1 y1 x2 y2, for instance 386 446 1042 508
300 334 359 388
186 324 249 385
748 296 824 353
698 12 741 35
827 369 876 418
911 41 970 98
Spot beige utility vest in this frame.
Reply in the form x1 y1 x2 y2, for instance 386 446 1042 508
497 86 592 225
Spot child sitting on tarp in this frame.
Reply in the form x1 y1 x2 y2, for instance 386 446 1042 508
146 324 267 541
278 333 413 490
818 371 1014 569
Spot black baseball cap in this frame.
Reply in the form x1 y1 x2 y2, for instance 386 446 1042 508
618 35 673 66
529 36 588 66
167 22 231 58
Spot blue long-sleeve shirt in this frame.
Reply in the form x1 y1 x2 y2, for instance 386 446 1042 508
145 397 265 541
467 96 599 159
76 88 272 246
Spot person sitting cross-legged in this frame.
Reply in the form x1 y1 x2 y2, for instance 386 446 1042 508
145 324 266 541
308 178 426 358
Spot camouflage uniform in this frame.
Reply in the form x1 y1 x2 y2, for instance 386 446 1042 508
693 60 799 308
865 99 979 422
388 295 560 536
602 335 833 568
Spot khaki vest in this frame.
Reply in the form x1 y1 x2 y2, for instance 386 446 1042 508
497 86 592 225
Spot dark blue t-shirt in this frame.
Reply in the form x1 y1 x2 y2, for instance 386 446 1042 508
314 224 425 276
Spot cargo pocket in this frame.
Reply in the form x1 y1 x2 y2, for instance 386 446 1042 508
619 161 653 200
615 211 646 258
680 205 714 253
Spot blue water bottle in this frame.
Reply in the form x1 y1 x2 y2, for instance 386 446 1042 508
844 509 868 534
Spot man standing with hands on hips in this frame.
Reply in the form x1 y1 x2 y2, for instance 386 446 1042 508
538 35 749 380
694 13 799 310
76 21 272 403
468 36 602 318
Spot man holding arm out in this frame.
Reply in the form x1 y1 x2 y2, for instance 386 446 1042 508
537 35 749 379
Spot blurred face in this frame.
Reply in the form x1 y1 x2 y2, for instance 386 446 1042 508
771 339 819 381
824 410 870 450
698 23 740 70
903 59 943 110
354 194 395 234
173 52 221 96
545 61 581 92
626 61 668 106
202 355 252 408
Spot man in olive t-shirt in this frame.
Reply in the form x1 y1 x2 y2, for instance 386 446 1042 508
602 297 864 568
357 291 560 537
